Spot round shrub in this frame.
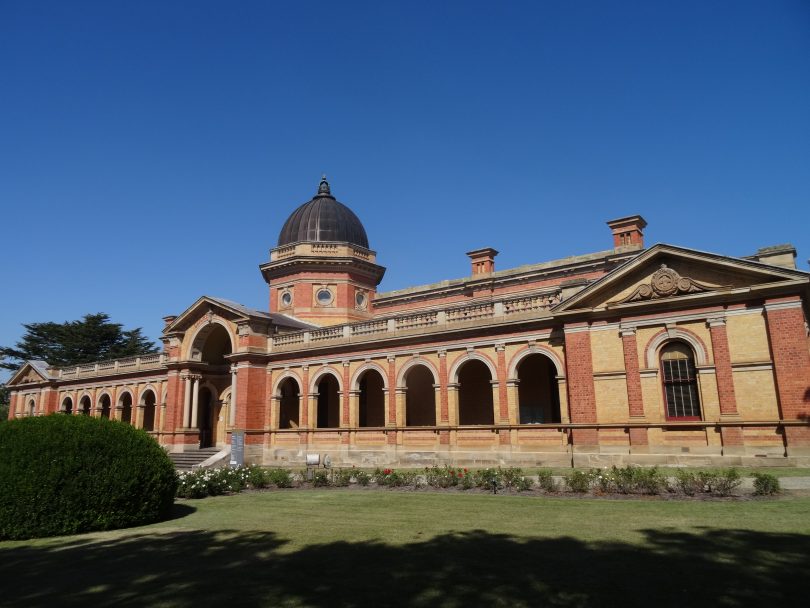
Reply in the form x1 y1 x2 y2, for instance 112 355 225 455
0 414 178 540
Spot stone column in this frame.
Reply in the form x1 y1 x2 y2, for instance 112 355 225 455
447 383 460 427
495 344 510 423
490 380 501 425
432 384 442 426
190 377 200 429
349 390 361 428
506 379 520 425
395 388 407 427
182 375 192 429
229 366 238 427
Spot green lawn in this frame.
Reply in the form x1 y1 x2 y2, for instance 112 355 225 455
2 490 810 607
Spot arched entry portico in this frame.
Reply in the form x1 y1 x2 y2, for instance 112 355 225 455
184 321 234 448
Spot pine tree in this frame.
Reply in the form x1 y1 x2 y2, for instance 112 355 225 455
0 313 159 371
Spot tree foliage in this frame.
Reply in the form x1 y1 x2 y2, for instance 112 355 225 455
0 313 158 371
0 385 8 421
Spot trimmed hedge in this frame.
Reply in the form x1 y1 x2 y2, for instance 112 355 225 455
0 414 177 540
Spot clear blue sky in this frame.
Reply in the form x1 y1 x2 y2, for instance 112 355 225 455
1 1 809 379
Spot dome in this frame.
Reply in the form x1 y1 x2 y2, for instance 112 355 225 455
277 177 370 249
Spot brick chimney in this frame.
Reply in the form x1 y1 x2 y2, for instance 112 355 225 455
607 215 647 249
467 247 499 275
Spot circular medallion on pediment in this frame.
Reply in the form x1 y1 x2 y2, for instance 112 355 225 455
651 265 680 297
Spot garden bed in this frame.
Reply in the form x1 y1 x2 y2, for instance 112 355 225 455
177 464 784 500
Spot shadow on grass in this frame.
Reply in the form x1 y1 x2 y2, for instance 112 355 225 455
1 526 807 607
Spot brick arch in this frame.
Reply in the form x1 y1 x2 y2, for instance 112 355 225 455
272 371 303 396
644 328 709 368
396 358 439 388
309 366 343 394
448 352 498 384
507 345 565 379
184 317 235 362
60 395 74 412
138 385 158 405
351 362 389 391
116 388 134 406
96 390 113 408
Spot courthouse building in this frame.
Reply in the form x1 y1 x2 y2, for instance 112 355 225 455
7 178 810 467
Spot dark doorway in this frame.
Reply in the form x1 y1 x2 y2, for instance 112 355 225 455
199 387 214 448
278 378 300 429
458 360 494 425
517 354 561 424
405 365 436 426
316 375 341 428
359 369 385 427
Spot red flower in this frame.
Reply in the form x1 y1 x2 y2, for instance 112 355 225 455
383 468 392 475
464 468 469 473
458 472 463 478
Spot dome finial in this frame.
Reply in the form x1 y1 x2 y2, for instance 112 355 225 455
318 175 331 195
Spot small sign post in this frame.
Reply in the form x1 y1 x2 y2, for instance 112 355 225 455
230 430 245 467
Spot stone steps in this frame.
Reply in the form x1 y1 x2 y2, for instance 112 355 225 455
169 447 221 471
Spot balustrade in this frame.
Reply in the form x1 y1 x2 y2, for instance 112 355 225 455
269 290 563 351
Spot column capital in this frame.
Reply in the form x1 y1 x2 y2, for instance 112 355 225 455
619 324 637 337
706 316 726 328
494 343 506 352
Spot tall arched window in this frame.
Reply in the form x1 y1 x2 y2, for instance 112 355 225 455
660 342 701 420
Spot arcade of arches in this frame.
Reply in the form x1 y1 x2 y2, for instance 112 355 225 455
6 181 810 466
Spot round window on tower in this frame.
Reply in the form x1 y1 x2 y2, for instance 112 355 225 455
316 288 334 306
355 291 367 310
280 290 293 308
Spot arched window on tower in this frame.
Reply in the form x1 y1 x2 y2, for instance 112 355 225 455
660 342 701 420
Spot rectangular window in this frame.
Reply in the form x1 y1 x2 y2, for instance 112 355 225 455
662 358 700 418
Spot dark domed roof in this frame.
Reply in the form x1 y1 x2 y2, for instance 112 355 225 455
277 177 369 249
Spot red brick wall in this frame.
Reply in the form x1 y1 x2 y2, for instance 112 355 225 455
301 366 310 428
438 353 449 423
8 392 17 419
621 331 645 417
766 300 810 420
164 373 182 435
236 365 266 432
709 321 739 415
387 358 396 425
342 363 350 425
621 330 647 446
564 325 598 444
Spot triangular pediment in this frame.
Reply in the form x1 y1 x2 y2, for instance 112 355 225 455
163 296 262 335
163 296 313 336
7 360 53 387
554 244 809 313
